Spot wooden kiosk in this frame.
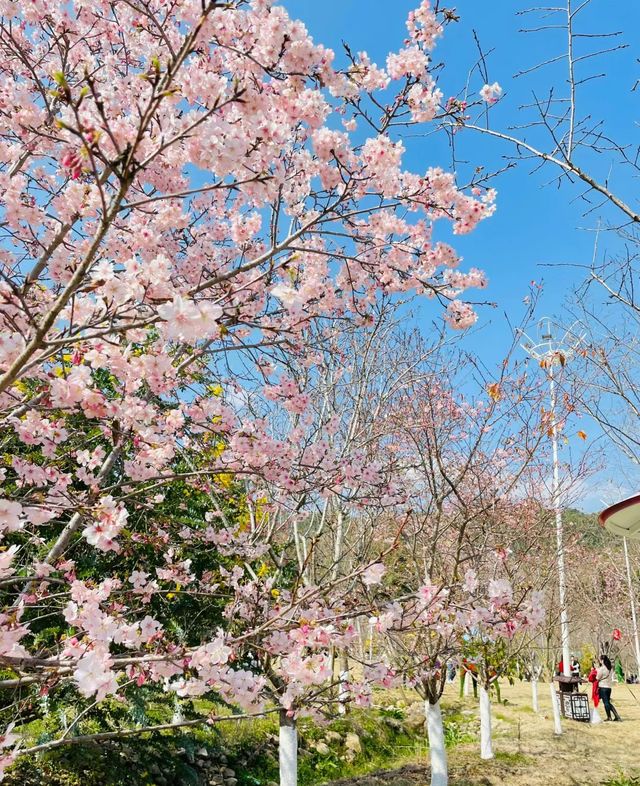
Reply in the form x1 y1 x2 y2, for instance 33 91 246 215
553 674 590 722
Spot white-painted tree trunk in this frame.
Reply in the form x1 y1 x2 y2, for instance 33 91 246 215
339 668 350 714
549 683 562 735
279 711 297 786
479 685 493 760
338 650 350 714
172 696 184 725
425 700 448 786
531 679 539 713
463 671 470 697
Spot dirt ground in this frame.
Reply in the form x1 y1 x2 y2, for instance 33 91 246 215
446 679 640 785
348 680 640 786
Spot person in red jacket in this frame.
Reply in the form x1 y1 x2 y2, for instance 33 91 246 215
588 661 600 708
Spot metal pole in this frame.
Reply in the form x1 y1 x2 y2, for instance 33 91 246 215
623 537 640 677
549 362 571 678
520 317 585 684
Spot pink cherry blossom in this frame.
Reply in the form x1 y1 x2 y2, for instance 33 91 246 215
480 82 503 105
362 562 386 586
74 647 119 701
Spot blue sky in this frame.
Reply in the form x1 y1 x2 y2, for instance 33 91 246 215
283 0 640 511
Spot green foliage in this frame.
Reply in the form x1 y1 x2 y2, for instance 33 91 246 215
6 705 436 786
580 643 597 676
601 775 640 786
443 718 475 747
296 709 418 786
564 508 606 548
377 705 406 720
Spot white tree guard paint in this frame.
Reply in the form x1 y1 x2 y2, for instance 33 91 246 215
463 671 470 697
479 685 494 760
425 700 448 786
531 679 539 713
172 697 184 725
549 682 562 735
338 668 350 715
279 713 298 786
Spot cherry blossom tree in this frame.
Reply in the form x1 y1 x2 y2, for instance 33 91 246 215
0 0 500 780
367 338 552 782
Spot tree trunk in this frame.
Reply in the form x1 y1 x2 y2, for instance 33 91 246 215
531 678 539 712
549 682 562 735
479 685 493 760
279 710 297 786
172 696 184 725
463 671 470 697
338 649 350 714
425 700 448 786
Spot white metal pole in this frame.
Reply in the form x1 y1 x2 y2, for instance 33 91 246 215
549 362 571 678
623 537 640 677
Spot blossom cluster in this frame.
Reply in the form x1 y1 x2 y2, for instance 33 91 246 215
0 0 509 773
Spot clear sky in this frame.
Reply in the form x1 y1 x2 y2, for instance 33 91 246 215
283 0 640 511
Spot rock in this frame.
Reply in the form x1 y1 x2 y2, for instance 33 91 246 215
344 732 362 754
315 741 331 755
197 747 209 758
223 768 236 778
405 702 427 730
225 778 238 786
325 730 342 742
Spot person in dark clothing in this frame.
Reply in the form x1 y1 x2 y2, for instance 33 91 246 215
596 655 621 721
570 656 581 678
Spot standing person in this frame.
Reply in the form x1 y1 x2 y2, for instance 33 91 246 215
588 662 600 707
570 656 581 678
597 655 621 721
